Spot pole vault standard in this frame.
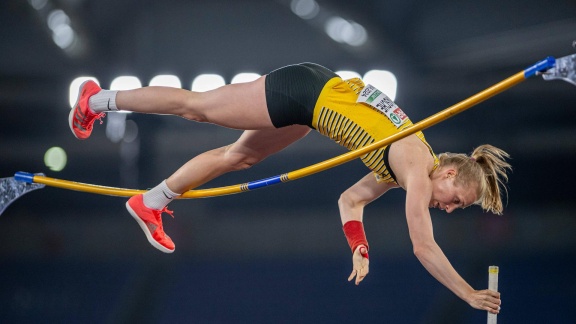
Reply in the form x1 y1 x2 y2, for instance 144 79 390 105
1 53 575 215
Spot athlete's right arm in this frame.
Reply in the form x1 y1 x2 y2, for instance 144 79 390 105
338 173 397 225
338 173 398 284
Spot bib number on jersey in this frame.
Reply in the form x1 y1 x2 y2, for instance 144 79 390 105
357 85 408 128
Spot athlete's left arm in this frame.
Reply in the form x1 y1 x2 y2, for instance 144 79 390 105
403 173 501 313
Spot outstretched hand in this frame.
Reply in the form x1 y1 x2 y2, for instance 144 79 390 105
468 289 501 314
348 245 369 285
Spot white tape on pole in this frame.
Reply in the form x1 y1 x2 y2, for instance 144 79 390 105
487 265 499 324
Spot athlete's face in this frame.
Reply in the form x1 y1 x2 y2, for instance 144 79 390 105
429 169 477 214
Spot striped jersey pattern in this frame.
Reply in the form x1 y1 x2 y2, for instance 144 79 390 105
315 106 396 182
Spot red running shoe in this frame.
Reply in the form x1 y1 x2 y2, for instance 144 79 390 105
69 80 106 140
126 194 175 253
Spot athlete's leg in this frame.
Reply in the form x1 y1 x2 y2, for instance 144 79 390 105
116 76 273 130
165 124 311 193
127 124 310 253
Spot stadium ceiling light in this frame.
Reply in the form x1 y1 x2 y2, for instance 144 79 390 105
325 16 368 47
231 73 261 84
363 70 397 100
191 74 225 92
290 0 320 20
149 75 182 88
335 70 361 80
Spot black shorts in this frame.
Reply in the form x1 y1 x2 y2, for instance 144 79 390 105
265 62 338 128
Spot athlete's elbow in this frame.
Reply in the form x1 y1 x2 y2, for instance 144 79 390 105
412 242 434 260
338 192 351 210
338 190 365 211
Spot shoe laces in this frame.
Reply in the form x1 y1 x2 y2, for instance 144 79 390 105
95 112 106 125
152 207 174 223
161 207 175 218
149 207 174 237
80 111 106 130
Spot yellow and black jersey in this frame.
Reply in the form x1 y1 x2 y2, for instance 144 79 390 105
312 77 439 184
264 62 438 184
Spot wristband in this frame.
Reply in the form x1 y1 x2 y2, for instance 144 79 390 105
343 220 369 258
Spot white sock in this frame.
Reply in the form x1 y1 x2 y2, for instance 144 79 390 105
89 90 119 112
143 180 181 210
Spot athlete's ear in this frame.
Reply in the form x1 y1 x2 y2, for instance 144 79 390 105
445 168 457 178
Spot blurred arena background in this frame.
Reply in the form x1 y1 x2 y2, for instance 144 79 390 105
1 0 575 322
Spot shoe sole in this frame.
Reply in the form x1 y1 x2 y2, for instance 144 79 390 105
126 201 175 253
68 80 91 140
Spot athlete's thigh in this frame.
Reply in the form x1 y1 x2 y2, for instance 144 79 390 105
199 76 273 130
229 125 311 160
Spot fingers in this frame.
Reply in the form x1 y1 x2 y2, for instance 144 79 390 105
474 290 501 314
355 269 366 285
485 306 500 314
348 246 370 285
348 268 368 285
347 269 365 284
348 270 356 282
486 289 501 298
476 300 500 314
485 290 501 308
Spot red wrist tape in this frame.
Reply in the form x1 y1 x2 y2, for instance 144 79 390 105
343 220 369 258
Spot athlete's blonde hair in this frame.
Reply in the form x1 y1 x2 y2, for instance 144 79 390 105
438 145 511 215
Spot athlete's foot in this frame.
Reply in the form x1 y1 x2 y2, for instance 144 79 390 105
69 80 106 139
126 194 176 253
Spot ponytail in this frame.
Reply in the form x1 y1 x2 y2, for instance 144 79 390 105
471 144 512 215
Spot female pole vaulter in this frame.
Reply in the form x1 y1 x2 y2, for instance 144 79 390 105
70 63 506 314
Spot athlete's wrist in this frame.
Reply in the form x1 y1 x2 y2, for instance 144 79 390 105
343 220 369 258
